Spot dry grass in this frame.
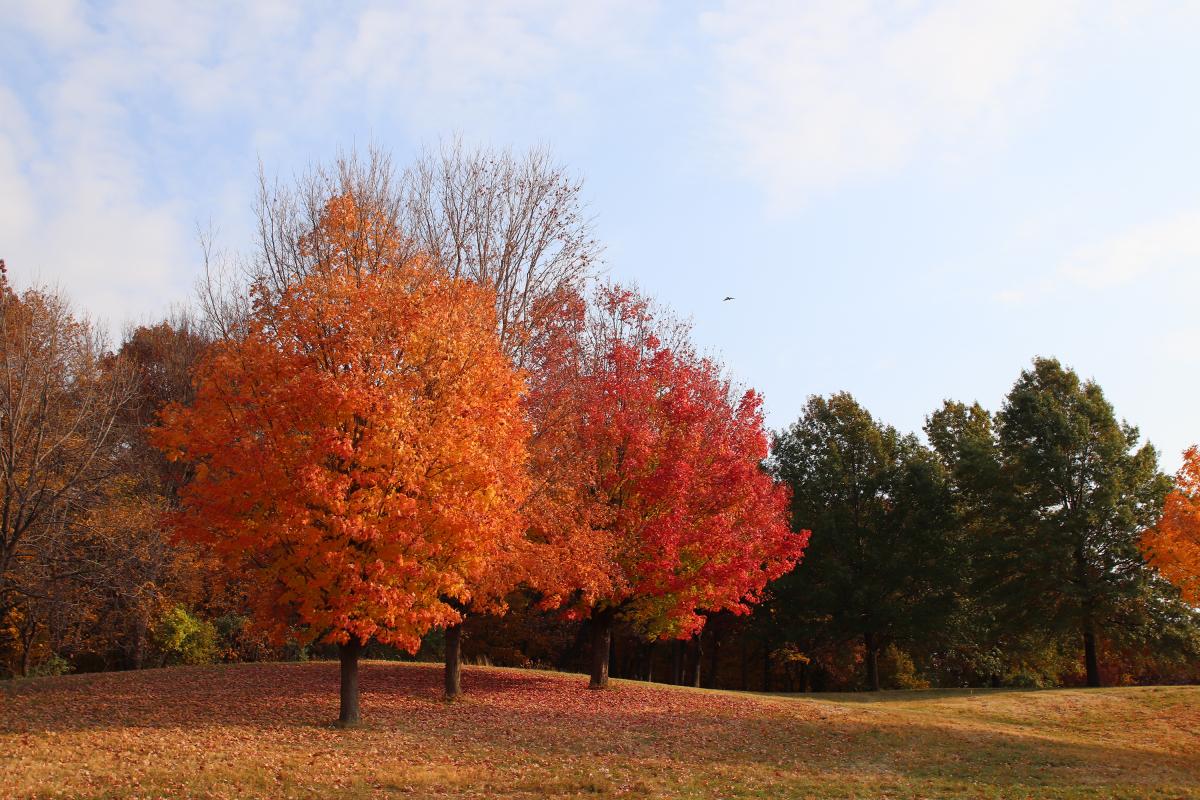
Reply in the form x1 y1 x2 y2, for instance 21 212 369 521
2 661 1198 798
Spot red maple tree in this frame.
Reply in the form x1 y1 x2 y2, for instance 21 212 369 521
529 286 808 688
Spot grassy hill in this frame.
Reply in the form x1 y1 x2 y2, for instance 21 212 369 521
3 661 1198 799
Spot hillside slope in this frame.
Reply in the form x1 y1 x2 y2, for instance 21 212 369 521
3 661 1198 799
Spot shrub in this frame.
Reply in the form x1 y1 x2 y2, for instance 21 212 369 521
153 606 217 666
30 654 72 677
880 644 930 690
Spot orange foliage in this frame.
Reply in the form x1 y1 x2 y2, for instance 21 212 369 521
154 195 529 652
1143 445 1200 604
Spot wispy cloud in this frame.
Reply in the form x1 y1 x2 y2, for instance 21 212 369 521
0 0 660 333
995 208 1200 305
699 0 1084 209
1061 210 1200 289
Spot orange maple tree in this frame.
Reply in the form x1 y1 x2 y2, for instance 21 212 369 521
154 195 528 724
1143 446 1200 604
529 286 808 688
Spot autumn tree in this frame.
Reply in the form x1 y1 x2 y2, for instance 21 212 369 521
0 263 139 676
400 138 600 362
1142 446 1200 604
94 316 214 668
252 144 600 696
155 195 528 724
253 141 600 361
529 286 804 689
402 141 600 696
771 393 957 691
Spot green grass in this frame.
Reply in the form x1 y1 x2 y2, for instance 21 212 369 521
2 661 1198 798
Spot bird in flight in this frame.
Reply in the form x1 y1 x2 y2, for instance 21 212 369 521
723 296 735 301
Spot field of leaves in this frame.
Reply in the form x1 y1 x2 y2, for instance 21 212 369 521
3 661 1199 799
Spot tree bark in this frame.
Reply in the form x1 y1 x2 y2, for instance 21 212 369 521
18 615 36 677
864 632 881 691
20 639 32 678
338 638 363 726
132 617 146 670
589 608 614 689
705 628 720 689
444 623 463 699
691 636 703 687
1083 624 1101 688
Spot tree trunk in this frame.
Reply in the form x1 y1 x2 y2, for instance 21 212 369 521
691 636 703 687
705 628 720 689
671 640 684 685
444 623 463 699
132 617 146 670
18 615 37 677
338 638 363 726
864 632 880 691
1083 624 1101 688
589 608 614 689
611 630 620 678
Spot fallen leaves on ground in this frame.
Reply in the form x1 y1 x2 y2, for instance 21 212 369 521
2 662 1199 799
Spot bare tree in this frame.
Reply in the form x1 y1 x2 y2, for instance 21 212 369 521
195 230 252 343
237 141 602 696
399 141 602 695
402 138 601 364
252 147 409 303
249 140 601 362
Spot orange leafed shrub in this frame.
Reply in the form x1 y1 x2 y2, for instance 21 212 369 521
154 194 529 652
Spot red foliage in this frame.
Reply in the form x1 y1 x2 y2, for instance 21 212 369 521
532 285 807 638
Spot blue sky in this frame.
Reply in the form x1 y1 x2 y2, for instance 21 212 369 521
2 1 1197 469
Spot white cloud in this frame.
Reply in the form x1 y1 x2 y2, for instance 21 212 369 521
699 0 1084 208
1061 210 1200 289
0 1 661 336
993 208 1200 306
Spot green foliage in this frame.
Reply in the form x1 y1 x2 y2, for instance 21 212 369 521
995 360 1171 684
281 639 311 662
927 359 1188 687
153 606 217 666
29 653 72 678
770 392 958 689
